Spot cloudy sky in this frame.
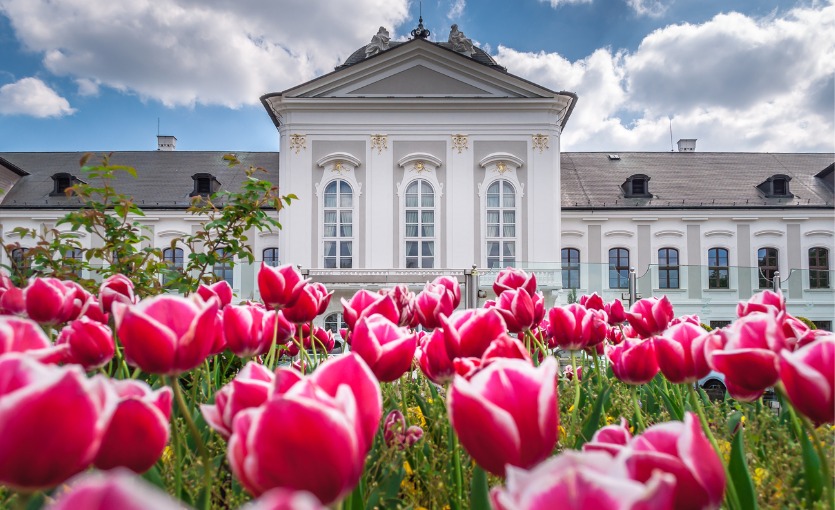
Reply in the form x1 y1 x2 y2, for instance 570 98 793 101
0 0 832 152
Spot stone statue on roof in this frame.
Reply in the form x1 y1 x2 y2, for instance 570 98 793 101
365 27 391 57
448 24 474 57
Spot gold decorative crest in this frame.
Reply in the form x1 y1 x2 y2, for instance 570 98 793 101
532 134 549 153
371 134 388 155
413 161 427 173
495 162 508 174
289 134 306 154
452 134 469 154
332 162 345 174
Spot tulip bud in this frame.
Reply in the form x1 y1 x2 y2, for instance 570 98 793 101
606 338 659 385
625 296 675 339
378 285 417 327
486 288 545 334
282 282 332 324
341 289 400 332
99 274 137 314
351 315 417 382
258 263 306 309
48 469 185 510
414 282 455 330
201 362 275 440
224 304 294 358
442 308 509 359
779 336 834 425
197 280 234 309
737 289 785 318
579 292 604 311
417 329 455 384
492 267 537 297
546 304 607 351
431 275 461 309
55 317 116 370
24 277 76 324
654 321 711 384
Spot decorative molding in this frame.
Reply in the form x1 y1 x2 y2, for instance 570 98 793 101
631 217 658 222
604 230 635 237
682 217 709 222
316 153 362 169
782 217 809 221
370 134 388 155
654 230 685 238
704 229 735 238
753 229 785 237
158 229 189 238
398 153 443 169
315 152 362 198
289 134 306 154
55 230 87 238
732 217 759 222
451 134 469 154
804 230 834 237
532 134 549 153
561 230 584 237
479 152 524 169
582 217 609 222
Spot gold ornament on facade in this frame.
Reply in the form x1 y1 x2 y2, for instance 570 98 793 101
371 134 388 155
332 162 345 174
289 134 306 154
452 134 469 154
495 161 508 174
532 134 549 153
412 161 427 173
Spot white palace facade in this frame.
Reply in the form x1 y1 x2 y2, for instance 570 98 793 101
1 23 833 331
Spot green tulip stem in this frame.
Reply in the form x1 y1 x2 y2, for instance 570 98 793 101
526 329 549 363
798 408 834 509
169 375 212 510
451 428 463 510
570 350 581 421
686 383 742 510
630 384 646 432
264 309 281 369
309 320 318 367
12 491 32 510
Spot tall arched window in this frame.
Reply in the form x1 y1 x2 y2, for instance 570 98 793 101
609 248 629 289
809 247 830 289
486 180 516 269
708 248 729 289
758 247 778 289
323 179 353 269
405 179 435 268
561 248 580 289
263 247 279 267
10 248 31 278
658 248 679 289
162 247 184 285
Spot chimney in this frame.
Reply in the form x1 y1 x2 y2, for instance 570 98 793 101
677 139 696 152
157 135 177 151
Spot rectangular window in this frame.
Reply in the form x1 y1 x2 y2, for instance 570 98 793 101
815 320 832 332
213 248 233 287
658 248 680 289
709 320 731 330
562 248 580 289
758 247 778 289
609 248 629 289
809 247 830 289
708 248 730 289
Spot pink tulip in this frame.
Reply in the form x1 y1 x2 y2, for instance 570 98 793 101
201 362 276 439
98 274 137 314
0 315 52 355
378 285 417 327
285 324 335 357
654 322 711 384
605 299 627 325
415 282 455 330
417 329 455 384
258 263 306 309
223 304 294 358
228 354 381 503
243 487 327 510
383 409 424 450
94 380 172 473
442 308 509 359
113 294 219 375
624 412 726 510
607 338 659 385
55 317 116 370
626 296 675 339
198 280 234 309
546 304 608 351
24 277 76 324
779 336 834 424
582 418 632 456
563 364 583 382
487 288 545 334
493 267 537 297
62 281 95 322
351 315 417 382
282 282 332 324
0 354 114 490
491 450 675 510
432 275 462 309
481 334 532 365
579 292 604 311
737 289 785 318
0 285 25 315
341 289 399 332
448 357 558 476
705 311 789 401
48 469 185 510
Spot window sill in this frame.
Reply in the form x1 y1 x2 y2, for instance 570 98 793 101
805 288 834 292
703 288 738 293
654 288 686 293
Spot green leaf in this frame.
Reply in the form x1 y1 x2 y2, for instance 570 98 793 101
470 466 491 510
657 386 684 421
141 463 166 489
799 426 824 502
728 423 758 510
574 386 611 449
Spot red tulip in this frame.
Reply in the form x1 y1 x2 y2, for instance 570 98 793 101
447 357 558 476
491 450 675 510
113 294 219 375
0 315 52 355
48 469 185 510
779 336 834 425
55 317 116 370
0 285 25 315
626 296 675 339
351 315 417 382
24 277 76 324
383 410 424 450
98 274 136 314
432 275 462 309
62 281 95 322
417 329 455 384
243 487 327 510
341 289 399 332
705 311 789 401
579 292 604 311
0 354 114 490
624 412 726 510
605 299 627 325
487 288 545 334
562 364 583 382
546 304 607 351
415 282 455 330
258 263 306 309
228 354 381 503
202 362 277 440
654 322 711 384
282 282 332 324
582 418 632 456
198 280 234 309
481 334 532 365
607 338 659 385
378 285 417 327
223 304 294 358
493 267 537 297
442 308 509 359
737 289 785 318
94 380 172 473
285 324 335 357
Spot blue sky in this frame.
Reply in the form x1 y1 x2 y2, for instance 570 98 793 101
0 0 831 153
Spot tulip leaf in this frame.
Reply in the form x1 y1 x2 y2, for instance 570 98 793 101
470 466 491 510
799 427 824 502
574 386 611 449
141 463 166 489
728 424 758 510
656 386 683 421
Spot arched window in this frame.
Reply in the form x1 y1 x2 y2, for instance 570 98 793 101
263 247 279 267
486 180 516 269
323 180 353 269
213 247 233 287
10 248 32 277
405 179 435 268
757 247 778 289
658 248 679 289
810 247 830 289
561 248 580 289
162 247 184 285
708 248 729 289
609 248 629 289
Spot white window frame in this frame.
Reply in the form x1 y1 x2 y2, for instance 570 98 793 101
315 153 362 269
478 153 524 269
397 153 443 268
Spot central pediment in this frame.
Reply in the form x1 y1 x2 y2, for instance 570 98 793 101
347 65 491 96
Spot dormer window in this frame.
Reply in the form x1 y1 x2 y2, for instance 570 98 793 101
50 173 82 196
622 174 651 198
757 174 793 198
190 173 220 197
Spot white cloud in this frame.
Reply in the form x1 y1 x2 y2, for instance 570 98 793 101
447 0 466 19
0 0 410 108
0 77 75 117
76 78 99 97
496 3 835 152
626 0 668 18
538 0 593 7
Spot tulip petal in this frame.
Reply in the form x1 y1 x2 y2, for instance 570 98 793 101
118 311 177 374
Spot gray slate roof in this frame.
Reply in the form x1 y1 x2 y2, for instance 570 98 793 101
561 152 834 210
0 151 278 209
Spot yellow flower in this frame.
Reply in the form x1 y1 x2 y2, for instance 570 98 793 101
606 416 615 425
717 440 731 463
568 405 575 413
403 461 413 476
407 406 426 428
752 467 767 488
559 425 567 441
161 446 173 464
